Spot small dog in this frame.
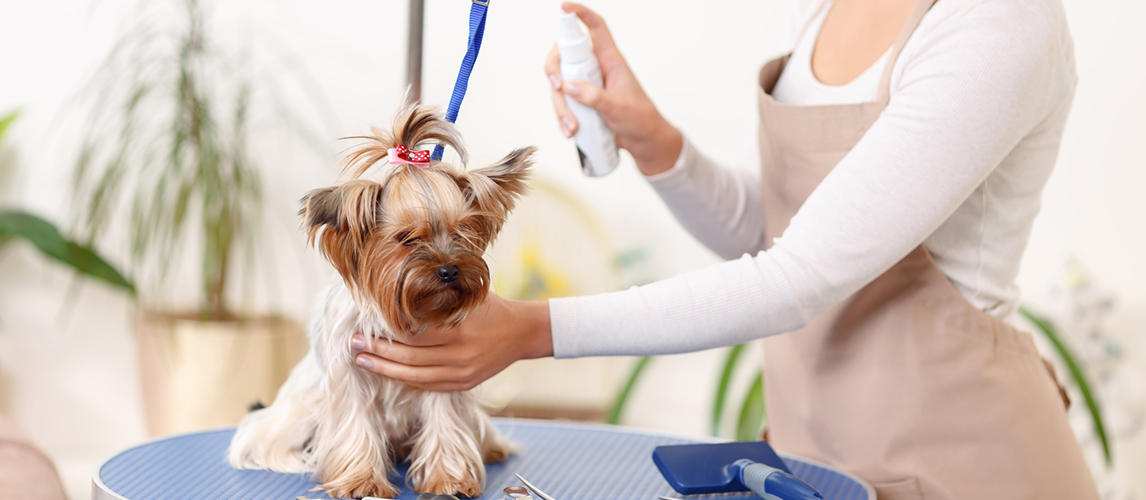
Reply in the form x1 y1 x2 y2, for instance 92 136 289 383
229 102 533 498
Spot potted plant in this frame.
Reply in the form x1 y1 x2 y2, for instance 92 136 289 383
68 1 307 435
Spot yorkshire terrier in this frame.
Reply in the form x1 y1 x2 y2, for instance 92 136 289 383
228 102 533 498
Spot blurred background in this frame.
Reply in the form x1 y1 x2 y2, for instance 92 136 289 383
0 0 1142 498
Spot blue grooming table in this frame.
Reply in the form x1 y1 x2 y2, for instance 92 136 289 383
92 419 874 500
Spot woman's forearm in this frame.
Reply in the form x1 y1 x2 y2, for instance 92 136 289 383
644 136 770 259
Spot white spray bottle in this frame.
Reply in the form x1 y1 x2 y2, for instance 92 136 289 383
558 12 619 177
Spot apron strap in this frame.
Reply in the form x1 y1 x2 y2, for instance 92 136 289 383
876 0 939 103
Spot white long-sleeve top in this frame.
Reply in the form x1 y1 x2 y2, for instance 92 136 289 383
549 0 1077 358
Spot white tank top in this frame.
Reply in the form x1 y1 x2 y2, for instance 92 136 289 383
771 0 891 105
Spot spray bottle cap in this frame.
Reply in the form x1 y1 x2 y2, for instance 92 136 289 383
557 12 593 63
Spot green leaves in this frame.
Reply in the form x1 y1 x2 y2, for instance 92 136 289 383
712 343 767 440
0 110 16 143
0 111 133 294
606 345 768 438
1020 305 1112 466
0 210 135 294
712 343 747 436
606 356 653 425
735 370 766 442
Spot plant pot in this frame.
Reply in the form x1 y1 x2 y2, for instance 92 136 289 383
136 312 306 436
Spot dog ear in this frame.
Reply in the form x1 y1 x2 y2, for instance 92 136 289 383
459 146 535 222
300 187 342 233
299 180 384 244
300 180 385 283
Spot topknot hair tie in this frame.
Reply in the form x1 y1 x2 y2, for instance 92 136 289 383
388 144 431 168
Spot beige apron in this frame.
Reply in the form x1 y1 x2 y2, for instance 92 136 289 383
756 0 1099 498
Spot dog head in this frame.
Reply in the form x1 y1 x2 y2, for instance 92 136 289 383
300 103 534 335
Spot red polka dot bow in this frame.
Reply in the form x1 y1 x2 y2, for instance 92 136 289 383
388 144 431 168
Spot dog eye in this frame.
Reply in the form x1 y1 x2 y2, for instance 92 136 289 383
397 232 420 247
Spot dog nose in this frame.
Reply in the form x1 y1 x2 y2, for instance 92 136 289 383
436 265 459 283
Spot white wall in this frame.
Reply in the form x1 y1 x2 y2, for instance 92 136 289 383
0 0 1142 499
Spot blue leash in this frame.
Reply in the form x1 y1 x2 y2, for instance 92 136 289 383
431 0 490 161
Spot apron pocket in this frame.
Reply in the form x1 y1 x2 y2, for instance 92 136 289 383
872 477 923 500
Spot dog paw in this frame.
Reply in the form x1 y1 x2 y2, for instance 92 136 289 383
323 477 399 500
482 440 512 464
479 425 514 464
413 467 483 498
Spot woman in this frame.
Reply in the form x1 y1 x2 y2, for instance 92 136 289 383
350 0 1098 497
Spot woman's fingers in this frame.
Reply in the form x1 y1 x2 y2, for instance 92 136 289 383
543 43 562 86
546 44 578 137
552 90 577 138
560 2 624 71
352 334 465 367
354 352 480 391
563 79 612 115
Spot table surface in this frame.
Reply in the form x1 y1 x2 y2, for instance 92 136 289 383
93 419 873 500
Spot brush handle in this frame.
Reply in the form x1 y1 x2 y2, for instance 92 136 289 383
734 459 823 500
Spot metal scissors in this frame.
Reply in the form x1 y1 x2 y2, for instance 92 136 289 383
515 473 561 500
516 473 690 500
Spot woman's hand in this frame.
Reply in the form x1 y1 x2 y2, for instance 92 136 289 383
547 2 683 176
351 294 553 391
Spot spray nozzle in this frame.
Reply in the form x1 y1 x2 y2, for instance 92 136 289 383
557 12 593 63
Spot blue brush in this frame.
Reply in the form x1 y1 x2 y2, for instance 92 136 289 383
653 442 822 500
